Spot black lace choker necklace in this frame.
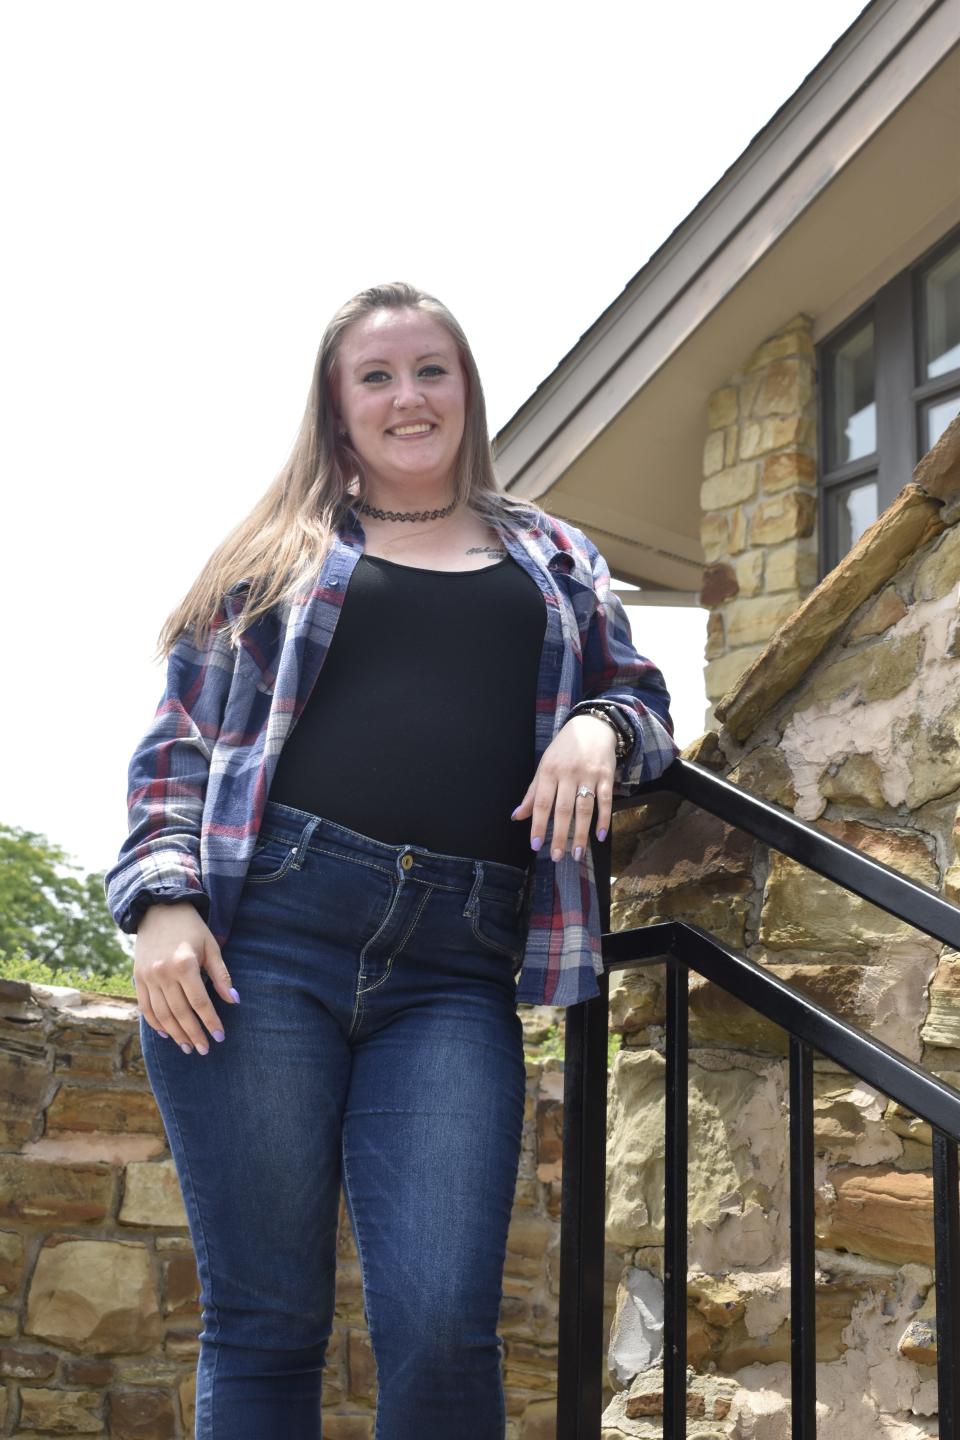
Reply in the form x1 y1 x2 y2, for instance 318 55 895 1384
353 496 458 523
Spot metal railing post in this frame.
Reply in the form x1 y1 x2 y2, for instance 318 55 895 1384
789 1037 816 1437
933 1130 960 1439
557 833 612 1438
663 960 689 1439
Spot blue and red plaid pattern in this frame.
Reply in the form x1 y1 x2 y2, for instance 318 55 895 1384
104 504 680 1007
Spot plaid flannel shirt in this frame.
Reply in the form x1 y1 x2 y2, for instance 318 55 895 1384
104 503 680 1007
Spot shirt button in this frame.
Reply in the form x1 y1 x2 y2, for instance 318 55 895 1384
400 852 414 871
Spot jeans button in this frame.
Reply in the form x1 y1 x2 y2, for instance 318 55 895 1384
400 852 414 872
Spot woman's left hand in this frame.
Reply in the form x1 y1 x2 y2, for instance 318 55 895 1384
511 714 617 862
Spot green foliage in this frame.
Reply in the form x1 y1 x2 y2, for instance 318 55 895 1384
0 945 135 998
0 823 134 997
522 1021 622 1070
537 1022 565 1060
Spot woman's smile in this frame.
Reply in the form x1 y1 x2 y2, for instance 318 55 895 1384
388 422 437 438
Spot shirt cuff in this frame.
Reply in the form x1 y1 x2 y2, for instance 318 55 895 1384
127 890 210 934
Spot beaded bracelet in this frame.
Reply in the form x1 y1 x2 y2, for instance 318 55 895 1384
565 704 632 762
569 699 634 746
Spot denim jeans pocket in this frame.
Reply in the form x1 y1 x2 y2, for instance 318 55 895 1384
245 834 298 886
465 888 526 963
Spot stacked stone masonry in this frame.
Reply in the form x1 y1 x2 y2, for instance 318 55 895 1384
600 415 960 1437
700 313 820 725
0 986 587 1439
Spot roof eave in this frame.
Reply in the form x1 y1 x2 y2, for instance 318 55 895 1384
493 0 959 499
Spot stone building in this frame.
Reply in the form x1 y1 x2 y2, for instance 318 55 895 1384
601 416 960 1436
489 1 960 1434
494 0 960 733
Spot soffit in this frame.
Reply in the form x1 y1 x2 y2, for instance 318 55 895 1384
493 3 960 591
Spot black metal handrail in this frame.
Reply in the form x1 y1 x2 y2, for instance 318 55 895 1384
557 757 960 1440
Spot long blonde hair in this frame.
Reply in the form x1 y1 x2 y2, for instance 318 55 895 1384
156 280 544 661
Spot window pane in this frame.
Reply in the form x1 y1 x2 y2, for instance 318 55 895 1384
922 391 960 451
830 320 876 465
833 478 879 559
924 243 960 380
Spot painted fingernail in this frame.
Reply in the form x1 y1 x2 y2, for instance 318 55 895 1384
551 847 563 862
196 1043 209 1056
597 827 608 842
158 1030 169 1039
531 836 542 851
510 807 520 819
180 1043 192 1055
229 988 241 1004
212 1030 225 1042
574 845 583 861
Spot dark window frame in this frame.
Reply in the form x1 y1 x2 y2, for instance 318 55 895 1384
816 219 960 579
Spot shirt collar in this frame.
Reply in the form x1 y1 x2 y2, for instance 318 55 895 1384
488 508 575 574
225 497 576 592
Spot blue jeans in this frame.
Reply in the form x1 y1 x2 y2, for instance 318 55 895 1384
139 800 531 1439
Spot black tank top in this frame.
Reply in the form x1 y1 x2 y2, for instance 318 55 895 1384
266 551 548 871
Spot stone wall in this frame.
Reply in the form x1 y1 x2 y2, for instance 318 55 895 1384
601 415 960 1437
0 981 586 1439
701 313 819 729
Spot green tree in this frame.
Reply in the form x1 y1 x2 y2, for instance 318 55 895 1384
0 823 133 996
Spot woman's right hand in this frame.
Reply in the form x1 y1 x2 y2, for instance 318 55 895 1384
134 902 238 1055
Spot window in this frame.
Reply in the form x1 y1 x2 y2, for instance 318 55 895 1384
817 223 960 577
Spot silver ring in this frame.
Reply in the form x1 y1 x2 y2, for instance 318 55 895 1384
576 784 596 799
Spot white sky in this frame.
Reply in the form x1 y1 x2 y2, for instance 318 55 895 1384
2 0 869 879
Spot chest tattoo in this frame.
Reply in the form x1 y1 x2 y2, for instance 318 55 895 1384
466 544 508 560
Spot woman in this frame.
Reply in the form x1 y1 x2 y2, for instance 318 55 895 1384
104 280 680 1439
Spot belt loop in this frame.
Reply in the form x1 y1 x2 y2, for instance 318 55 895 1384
292 814 322 870
465 861 484 917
